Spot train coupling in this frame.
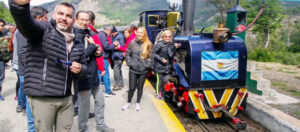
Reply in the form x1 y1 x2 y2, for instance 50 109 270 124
218 106 247 131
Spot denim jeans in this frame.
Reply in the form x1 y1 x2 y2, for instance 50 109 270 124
26 96 35 132
18 75 27 109
98 59 111 94
0 61 5 93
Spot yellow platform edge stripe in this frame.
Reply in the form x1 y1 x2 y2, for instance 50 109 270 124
145 80 186 132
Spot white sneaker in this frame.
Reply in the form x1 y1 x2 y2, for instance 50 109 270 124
105 92 116 97
122 103 131 110
135 103 141 111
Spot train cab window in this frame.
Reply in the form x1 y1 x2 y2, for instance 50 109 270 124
237 12 246 23
148 15 159 27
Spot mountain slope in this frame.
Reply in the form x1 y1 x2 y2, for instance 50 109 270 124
40 0 300 27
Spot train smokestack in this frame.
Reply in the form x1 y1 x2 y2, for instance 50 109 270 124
182 0 196 36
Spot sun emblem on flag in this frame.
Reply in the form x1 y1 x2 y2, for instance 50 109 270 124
217 62 223 69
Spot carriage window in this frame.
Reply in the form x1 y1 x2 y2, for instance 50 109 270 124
148 15 159 27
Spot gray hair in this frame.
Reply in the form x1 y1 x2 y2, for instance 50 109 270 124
54 2 75 16
103 24 113 30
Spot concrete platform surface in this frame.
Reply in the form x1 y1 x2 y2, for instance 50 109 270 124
246 98 300 132
0 64 185 132
249 92 300 105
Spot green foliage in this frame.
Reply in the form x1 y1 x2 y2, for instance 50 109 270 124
194 1 218 27
248 31 300 65
290 5 300 15
289 21 300 52
272 81 287 90
242 0 300 65
249 48 300 65
205 0 235 22
97 0 168 26
292 91 300 97
248 48 274 62
241 0 285 39
0 2 14 24
289 44 300 53
268 32 286 51
194 25 216 33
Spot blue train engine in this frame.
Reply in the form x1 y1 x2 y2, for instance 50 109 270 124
138 0 258 130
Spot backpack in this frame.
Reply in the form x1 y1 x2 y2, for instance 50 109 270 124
0 37 13 62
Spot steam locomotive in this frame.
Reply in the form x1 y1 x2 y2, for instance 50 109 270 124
138 0 256 130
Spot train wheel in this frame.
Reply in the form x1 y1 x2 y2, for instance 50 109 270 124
163 91 173 102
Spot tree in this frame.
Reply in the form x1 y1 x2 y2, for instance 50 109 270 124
205 0 235 22
0 2 14 24
289 21 300 52
241 0 285 48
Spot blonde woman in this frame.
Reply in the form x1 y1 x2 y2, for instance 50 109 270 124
150 30 181 99
122 27 153 111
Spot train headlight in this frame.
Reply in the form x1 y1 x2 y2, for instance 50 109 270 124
213 23 232 44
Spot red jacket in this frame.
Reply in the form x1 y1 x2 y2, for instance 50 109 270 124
118 31 136 52
92 34 105 72
88 25 99 34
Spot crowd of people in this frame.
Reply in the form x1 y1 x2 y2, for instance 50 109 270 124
0 0 181 132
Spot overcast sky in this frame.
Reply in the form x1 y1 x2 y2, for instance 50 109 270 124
0 0 55 7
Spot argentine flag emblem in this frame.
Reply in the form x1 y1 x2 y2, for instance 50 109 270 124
201 51 239 81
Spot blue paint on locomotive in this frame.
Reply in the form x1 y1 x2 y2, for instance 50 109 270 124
174 34 247 89
140 10 168 43
174 64 189 87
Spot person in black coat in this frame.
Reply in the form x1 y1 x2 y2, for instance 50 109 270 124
73 11 114 132
122 27 153 111
9 1 87 131
150 30 181 99
111 26 125 91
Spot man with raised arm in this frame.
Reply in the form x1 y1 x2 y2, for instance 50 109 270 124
9 0 87 131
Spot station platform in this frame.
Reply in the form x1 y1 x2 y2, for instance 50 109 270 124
0 64 186 132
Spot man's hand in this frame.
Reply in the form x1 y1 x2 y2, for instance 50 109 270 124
95 46 102 56
14 0 30 5
123 52 126 57
113 41 120 46
113 41 120 49
114 45 120 49
162 58 167 64
100 71 105 76
70 61 81 74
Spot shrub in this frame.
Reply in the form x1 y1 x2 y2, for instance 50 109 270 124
248 48 274 62
248 48 300 65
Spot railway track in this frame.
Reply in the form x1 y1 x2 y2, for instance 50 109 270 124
196 120 210 132
166 102 269 132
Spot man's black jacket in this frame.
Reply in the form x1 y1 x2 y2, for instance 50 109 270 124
73 27 100 91
9 0 87 97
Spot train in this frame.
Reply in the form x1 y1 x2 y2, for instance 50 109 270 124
137 0 265 130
